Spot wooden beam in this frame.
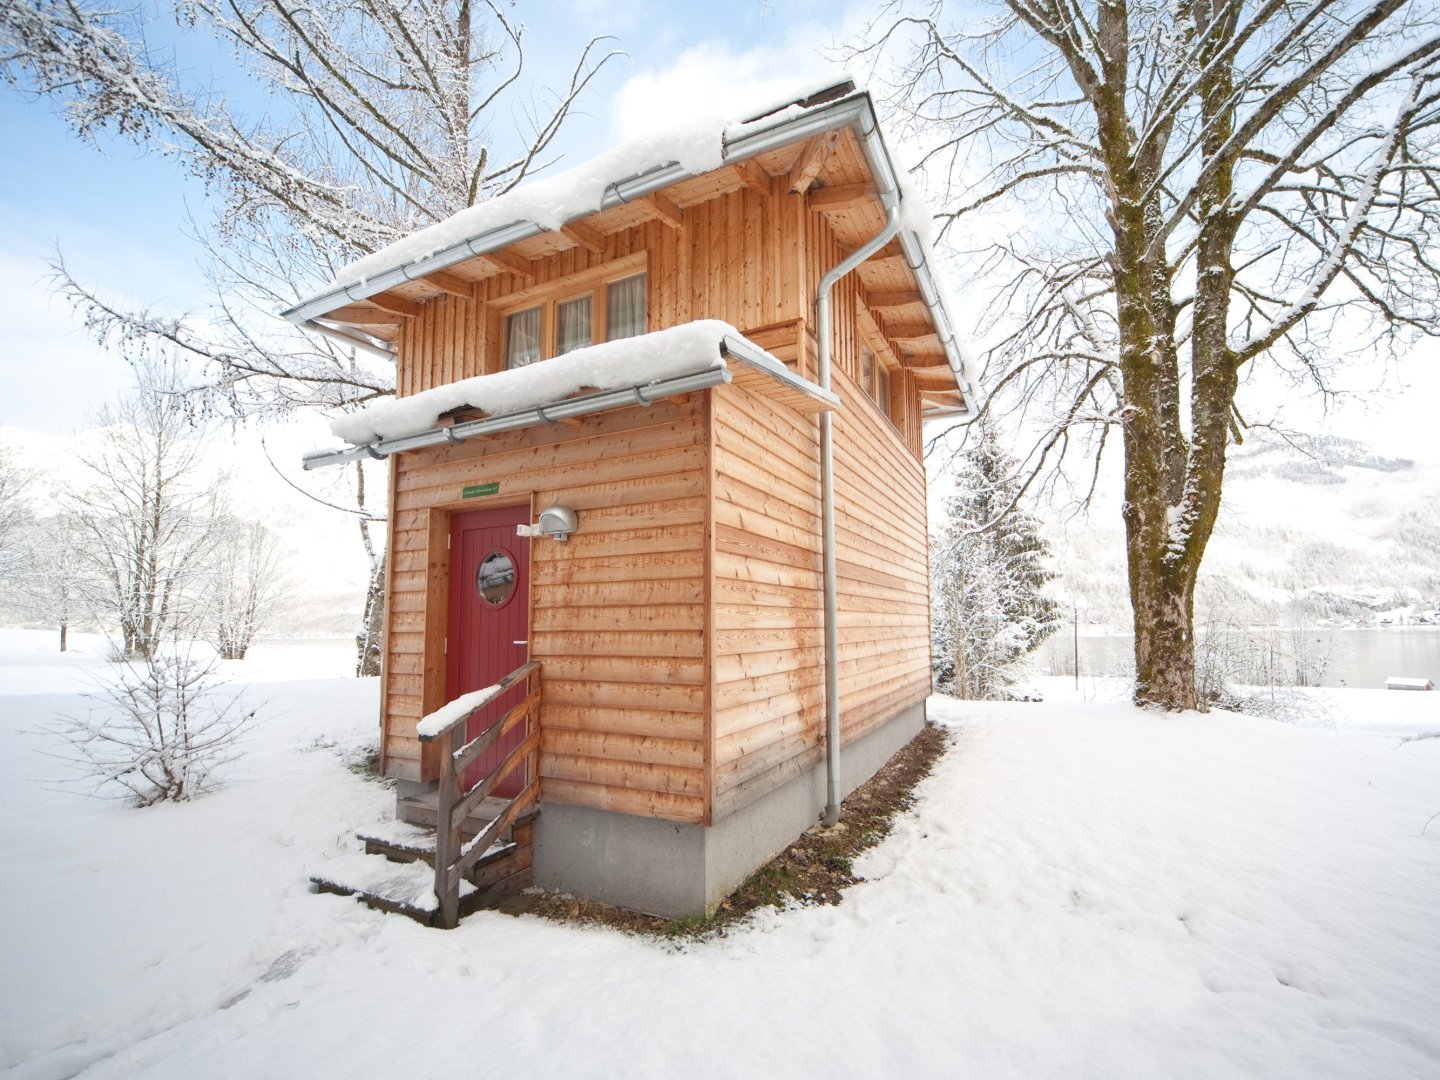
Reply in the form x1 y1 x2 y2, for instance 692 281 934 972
423 270 474 298
479 247 535 281
365 290 421 318
559 219 607 254
865 290 923 310
788 131 841 195
882 321 937 341
731 160 772 197
324 305 403 326
911 366 959 390
807 183 877 211
853 237 904 263
640 191 684 230
900 345 949 365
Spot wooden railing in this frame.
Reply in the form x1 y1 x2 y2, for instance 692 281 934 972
417 661 540 928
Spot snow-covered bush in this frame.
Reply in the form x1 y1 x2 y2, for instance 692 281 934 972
54 643 257 805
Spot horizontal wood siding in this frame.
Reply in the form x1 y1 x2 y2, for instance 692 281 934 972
383 174 930 828
382 396 710 824
829 364 932 744
709 383 825 819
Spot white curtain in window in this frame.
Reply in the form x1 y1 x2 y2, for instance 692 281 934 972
557 296 592 354
861 346 874 397
606 274 647 340
506 307 541 368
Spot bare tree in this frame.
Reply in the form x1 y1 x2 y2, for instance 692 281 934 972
68 367 223 659
211 517 288 660
16 511 89 651
56 638 257 804
1 0 616 673
865 0 1440 709
0 440 34 584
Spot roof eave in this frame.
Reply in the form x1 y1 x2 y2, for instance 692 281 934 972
283 88 973 406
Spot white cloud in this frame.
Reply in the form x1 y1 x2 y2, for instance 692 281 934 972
609 29 852 143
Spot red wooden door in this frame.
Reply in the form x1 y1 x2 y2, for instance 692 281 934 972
447 505 531 796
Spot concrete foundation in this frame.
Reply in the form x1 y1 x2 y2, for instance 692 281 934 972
533 700 927 918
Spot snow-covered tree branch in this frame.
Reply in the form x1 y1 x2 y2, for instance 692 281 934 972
865 0 1440 709
1 0 618 673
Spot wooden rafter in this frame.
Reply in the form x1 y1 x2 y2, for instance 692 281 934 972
731 159 772 197
900 344 949 365
424 270 474 298
365 290 421 318
479 247 534 281
807 182 876 211
640 191 684 230
788 131 841 195
882 321 937 341
559 219 607 254
325 305 402 326
855 237 904 263
911 366 960 390
865 290 923 310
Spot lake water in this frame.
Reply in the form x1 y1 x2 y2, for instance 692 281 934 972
1052 628 1440 690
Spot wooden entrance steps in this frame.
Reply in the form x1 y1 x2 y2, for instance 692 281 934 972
310 804 538 926
394 790 512 832
314 661 544 928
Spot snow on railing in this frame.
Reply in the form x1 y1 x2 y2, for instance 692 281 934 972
417 660 541 928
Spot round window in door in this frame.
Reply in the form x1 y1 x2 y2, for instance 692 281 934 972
475 549 516 607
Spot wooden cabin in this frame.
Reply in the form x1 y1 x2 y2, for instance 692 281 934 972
289 82 973 922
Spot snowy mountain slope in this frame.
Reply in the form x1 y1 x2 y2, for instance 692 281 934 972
1044 431 1440 628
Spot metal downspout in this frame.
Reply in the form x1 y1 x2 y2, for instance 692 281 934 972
817 201 901 827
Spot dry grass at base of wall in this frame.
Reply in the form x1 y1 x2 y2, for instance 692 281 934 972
500 720 950 940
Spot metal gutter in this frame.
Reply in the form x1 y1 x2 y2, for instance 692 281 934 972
816 200 903 828
282 89 972 403
300 365 732 470
720 335 839 409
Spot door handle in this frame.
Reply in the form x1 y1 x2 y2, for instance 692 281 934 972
513 640 528 646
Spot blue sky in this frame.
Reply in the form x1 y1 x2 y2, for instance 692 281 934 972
2 0 1436 462
0 0 852 432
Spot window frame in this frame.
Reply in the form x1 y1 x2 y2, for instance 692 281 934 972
856 310 905 436
494 254 649 372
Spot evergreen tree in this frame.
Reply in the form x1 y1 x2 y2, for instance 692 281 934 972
932 426 1061 699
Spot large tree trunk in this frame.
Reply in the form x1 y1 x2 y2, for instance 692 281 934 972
1124 511 1200 710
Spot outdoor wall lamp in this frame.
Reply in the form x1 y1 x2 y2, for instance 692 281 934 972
519 504 579 542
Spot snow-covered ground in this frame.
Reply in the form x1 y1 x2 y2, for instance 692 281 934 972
2 632 1438 1079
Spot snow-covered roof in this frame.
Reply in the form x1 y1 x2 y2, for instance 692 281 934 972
303 320 838 469
284 82 868 323
282 80 977 416
332 320 736 445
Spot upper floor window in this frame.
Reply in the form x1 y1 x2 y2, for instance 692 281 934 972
861 345 890 415
504 271 648 370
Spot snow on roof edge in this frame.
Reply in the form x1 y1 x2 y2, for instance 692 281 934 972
286 83 870 319
285 80 976 405
329 319 739 446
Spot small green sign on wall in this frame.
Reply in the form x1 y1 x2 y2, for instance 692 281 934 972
462 482 500 499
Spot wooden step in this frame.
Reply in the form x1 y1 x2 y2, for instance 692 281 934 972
316 802 540 927
356 820 439 863
357 820 518 871
310 852 478 925
396 790 512 833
